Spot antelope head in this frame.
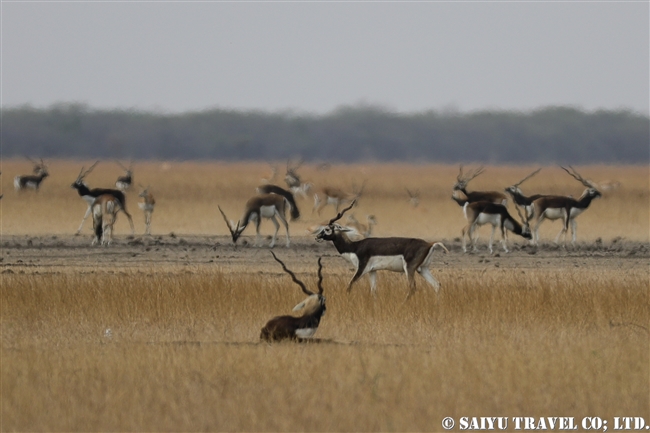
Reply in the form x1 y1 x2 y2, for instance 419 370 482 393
116 159 133 177
71 161 99 188
514 204 533 239
505 168 542 195
218 206 245 244
560 165 601 198
406 188 420 207
271 251 325 315
314 200 356 242
453 165 485 192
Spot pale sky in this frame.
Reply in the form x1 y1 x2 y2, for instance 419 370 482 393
2 1 648 115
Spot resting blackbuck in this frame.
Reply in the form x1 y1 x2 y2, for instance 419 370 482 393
260 252 326 342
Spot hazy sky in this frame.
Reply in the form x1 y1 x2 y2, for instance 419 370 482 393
2 1 648 115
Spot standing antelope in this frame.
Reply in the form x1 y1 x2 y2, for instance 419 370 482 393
284 158 311 198
406 188 420 208
453 165 507 206
315 202 449 299
92 194 121 246
530 166 601 247
255 184 300 220
504 168 546 218
260 252 326 342
219 194 291 248
462 201 532 254
138 186 156 236
312 181 364 216
115 160 133 191
14 159 49 192
71 162 135 235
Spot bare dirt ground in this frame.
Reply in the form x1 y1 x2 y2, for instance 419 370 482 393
3 233 647 278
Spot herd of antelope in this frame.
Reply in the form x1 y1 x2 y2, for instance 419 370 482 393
7 158 608 342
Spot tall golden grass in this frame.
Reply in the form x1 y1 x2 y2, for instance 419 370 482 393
1 160 648 242
2 267 648 430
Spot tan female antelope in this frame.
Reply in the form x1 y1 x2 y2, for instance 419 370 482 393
312 181 364 216
453 165 507 206
462 201 531 254
530 166 601 247
315 202 448 300
92 194 122 246
138 186 156 235
260 252 326 342
219 194 291 248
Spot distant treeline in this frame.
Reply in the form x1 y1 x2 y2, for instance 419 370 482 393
2 103 648 164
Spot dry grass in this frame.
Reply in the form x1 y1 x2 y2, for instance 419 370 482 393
0 160 648 242
2 268 648 430
1 160 648 431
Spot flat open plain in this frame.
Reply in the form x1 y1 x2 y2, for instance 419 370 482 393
1 161 648 431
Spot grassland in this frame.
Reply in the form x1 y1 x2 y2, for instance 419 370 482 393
1 160 648 431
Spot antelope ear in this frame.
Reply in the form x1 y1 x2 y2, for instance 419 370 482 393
292 300 308 312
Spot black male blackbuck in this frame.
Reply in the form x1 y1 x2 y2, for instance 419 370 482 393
260 252 326 342
14 158 49 192
504 168 546 218
315 202 448 299
530 166 602 247
219 194 291 248
452 165 507 206
71 162 135 235
462 201 532 254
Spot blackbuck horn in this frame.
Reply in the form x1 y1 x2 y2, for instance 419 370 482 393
218 205 236 236
77 160 100 181
270 251 313 296
560 165 597 189
328 200 356 225
457 165 485 184
513 168 542 188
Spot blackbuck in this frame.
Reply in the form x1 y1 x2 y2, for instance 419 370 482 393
260 252 326 342
284 158 311 198
530 166 601 246
115 160 133 191
71 162 135 235
255 184 300 220
14 159 49 192
406 188 420 208
92 194 122 246
138 185 156 235
219 194 291 248
345 213 377 239
453 165 507 206
312 181 365 216
315 202 449 299
504 168 546 218
462 201 532 254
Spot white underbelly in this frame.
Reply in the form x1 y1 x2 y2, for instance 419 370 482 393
259 206 277 218
569 207 585 219
543 208 566 220
295 328 316 338
476 213 500 226
366 255 406 272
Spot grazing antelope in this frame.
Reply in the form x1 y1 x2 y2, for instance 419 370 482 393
92 194 121 246
345 213 377 239
453 165 507 206
312 181 364 216
504 168 546 218
462 201 532 254
219 194 291 248
315 202 449 299
530 166 602 247
138 186 156 235
260 252 326 342
255 184 300 220
115 160 133 191
14 159 49 192
71 162 135 235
